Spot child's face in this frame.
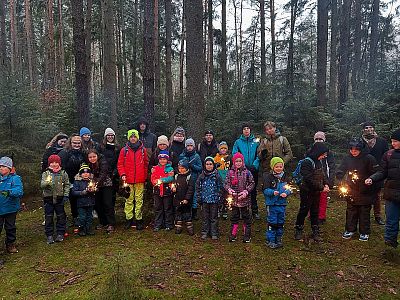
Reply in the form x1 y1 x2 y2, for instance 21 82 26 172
186 145 194 152
178 166 188 174
159 158 168 166
158 144 168 150
0 166 11 176
106 134 115 143
88 152 98 164
350 148 361 157
392 139 400 150
81 172 91 179
273 162 284 174
129 135 138 143
234 158 243 169
242 127 251 137
219 147 227 155
82 134 91 142
49 162 60 170
205 161 214 171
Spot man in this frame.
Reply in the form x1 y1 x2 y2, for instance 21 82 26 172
197 130 219 162
232 123 260 219
258 121 293 174
361 121 389 225
135 117 157 158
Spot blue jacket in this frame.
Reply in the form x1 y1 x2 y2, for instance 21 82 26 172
71 177 96 208
179 149 203 182
0 173 24 215
196 170 223 204
263 172 292 206
232 134 260 171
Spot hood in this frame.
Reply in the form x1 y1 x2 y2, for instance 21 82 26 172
239 134 255 141
135 117 149 133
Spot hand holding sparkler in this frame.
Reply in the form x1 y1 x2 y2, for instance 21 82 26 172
226 194 234 210
170 182 177 192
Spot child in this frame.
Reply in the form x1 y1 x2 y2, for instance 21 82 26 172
263 157 292 248
72 164 97 236
173 159 195 235
117 129 149 230
179 138 202 220
214 141 232 219
336 138 379 242
151 150 175 231
149 135 176 168
224 153 255 243
41 154 70 244
0 157 23 253
368 128 400 248
294 142 329 242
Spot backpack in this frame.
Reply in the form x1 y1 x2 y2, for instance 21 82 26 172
292 157 315 186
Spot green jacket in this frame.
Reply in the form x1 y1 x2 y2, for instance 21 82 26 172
41 169 70 201
258 134 293 173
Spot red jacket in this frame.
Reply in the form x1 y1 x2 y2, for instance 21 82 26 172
117 143 148 184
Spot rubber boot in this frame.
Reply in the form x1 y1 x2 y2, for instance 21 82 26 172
186 222 194 236
243 224 251 243
229 224 239 242
175 221 183 234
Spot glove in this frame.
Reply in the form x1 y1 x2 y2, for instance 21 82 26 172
63 196 69 203
1 191 9 197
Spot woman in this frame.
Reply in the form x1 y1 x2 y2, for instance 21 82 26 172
41 133 68 172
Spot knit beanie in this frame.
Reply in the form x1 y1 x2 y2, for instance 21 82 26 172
0 157 13 169
104 127 116 137
348 138 364 150
79 127 91 137
391 129 400 141
79 163 91 174
270 157 284 169
205 130 214 136
173 127 185 136
241 123 251 130
157 135 169 146
185 138 195 147
362 121 375 129
48 154 61 166
158 150 170 160
127 129 139 140
178 158 189 170
233 152 245 163
314 131 326 142
55 133 68 142
218 141 228 150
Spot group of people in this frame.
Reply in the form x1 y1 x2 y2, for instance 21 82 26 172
0 118 399 254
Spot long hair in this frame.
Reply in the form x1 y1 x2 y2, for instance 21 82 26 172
45 132 68 149
64 134 81 151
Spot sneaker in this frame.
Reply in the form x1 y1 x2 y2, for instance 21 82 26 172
375 217 385 225
268 242 279 249
73 228 80 234
211 235 218 240
55 235 64 242
359 234 369 242
229 235 237 242
342 231 355 239
124 219 133 230
153 227 161 232
243 237 251 243
47 236 55 244
6 243 18 254
201 234 208 240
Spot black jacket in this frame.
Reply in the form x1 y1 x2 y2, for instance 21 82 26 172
99 143 120 175
71 178 96 207
135 117 157 152
169 141 185 170
173 172 195 207
362 136 389 163
58 149 86 183
197 140 219 162
89 157 113 188
41 144 64 172
300 143 329 192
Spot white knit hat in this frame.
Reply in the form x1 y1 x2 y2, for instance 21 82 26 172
0 157 13 169
104 127 116 137
157 135 169 146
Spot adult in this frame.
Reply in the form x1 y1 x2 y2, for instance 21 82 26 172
232 123 260 219
197 130 219 162
149 135 177 168
58 134 86 225
80 127 100 154
313 131 336 224
169 127 186 170
361 121 389 225
41 133 68 172
135 117 157 158
87 149 116 233
258 121 293 174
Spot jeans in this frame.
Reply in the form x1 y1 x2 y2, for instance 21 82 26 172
78 206 94 231
385 201 400 243
154 194 174 229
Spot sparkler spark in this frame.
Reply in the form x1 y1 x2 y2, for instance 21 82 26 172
226 195 234 210
339 185 349 197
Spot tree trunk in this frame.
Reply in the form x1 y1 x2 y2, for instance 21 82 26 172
286 0 298 100
368 0 380 89
179 2 185 103
154 0 161 105
10 0 19 75
221 0 227 94
316 0 328 107
351 0 361 97
24 0 36 88
131 0 139 97
328 0 338 106
0 0 7 79
338 0 351 106
57 0 65 85
46 0 56 88
101 0 118 129
85 0 93 100
143 0 155 127
207 0 213 97
260 0 266 84
165 0 174 129
71 0 90 126
270 0 276 82
185 0 204 141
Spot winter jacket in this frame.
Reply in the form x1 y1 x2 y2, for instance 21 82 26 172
173 172 195 207
58 149 86 183
82 139 100 155
117 142 148 184
0 173 23 215
151 163 175 196
197 140 219 162
224 167 255 207
232 134 260 171
370 149 400 203
306 143 336 188
149 147 177 168
196 170 223 205
89 157 113 188
362 135 389 164
41 144 64 172
71 177 96 207
99 143 121 176
169 141 186 170
179 149 202 183
135 117 157 153
336 152 380 205
263 172 292 206
41 169 70 202
258 133 293 172
213 153 232 180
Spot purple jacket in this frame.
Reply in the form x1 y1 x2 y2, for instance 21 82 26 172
224 167 255 207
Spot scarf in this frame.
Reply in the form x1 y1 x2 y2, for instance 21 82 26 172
362 132 378 149
127 141 141 152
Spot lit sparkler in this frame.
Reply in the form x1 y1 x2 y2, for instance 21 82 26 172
339 185 349 197
87 180 98 192
226 195 234 210
156 179 163 186
284 184 295 193
123 181 128 188
46 174 52 183
349 170 359 183
254 137 260 143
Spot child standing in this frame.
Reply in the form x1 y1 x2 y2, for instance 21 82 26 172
72 164 97 236
41 155 70 244
173 159 195 235
336 138 379 242
0 157 23 253
151 150 175 231
263 157 292 248
197 157 223 240
224 153 255 243
214 141 232 219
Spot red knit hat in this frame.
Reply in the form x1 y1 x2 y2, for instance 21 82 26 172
48 154 61 166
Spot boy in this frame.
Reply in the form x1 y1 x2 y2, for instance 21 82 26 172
0 157 23 253
41 154 70 244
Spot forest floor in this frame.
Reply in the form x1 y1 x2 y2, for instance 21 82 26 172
0 193 400 300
